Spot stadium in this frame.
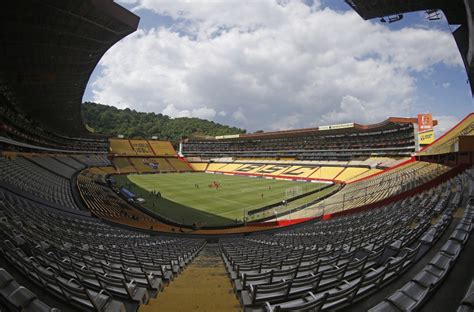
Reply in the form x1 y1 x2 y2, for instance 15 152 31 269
0 1 473 312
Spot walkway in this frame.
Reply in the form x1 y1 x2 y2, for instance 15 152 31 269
139 244 241 312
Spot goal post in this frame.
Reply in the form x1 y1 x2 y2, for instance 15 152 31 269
285 186 303 199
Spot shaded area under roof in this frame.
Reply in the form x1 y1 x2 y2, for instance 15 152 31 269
0 0 139 136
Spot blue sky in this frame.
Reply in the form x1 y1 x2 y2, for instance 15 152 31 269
84 0 472 135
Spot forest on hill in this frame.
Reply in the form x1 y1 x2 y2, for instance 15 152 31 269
82 102 246 142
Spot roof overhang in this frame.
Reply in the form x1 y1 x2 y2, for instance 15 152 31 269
0 0 139 137
201 117 431 141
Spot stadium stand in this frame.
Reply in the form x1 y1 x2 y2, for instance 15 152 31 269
54 156 86 171
189 162 209 171
2 150 471 311
314 167 345 180
216 163 247 172
327 167 370 181
0 0 473 310
109 139 135 156
206 163 229 171
71 155 111 167
220 173 470 311
1 96 109 153
108 139 187 174
257 165 302 176
458 279 474 312
418 113 474 156
149 141 177 156
0 188 205 311
346 168 383 182
368 183 472 311
77 170 175 231
109 139 180 157
166 158 192 172
281 161 451 219
0 267 58 312
95 166 118 175
112 158 138 174
198 160 383 182
182 119 424 160
129 140 155 156
28 155 77 179
0 156 80 210
129 158 157 173
148 158 177 172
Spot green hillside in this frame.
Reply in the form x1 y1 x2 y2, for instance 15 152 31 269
82 102 246 142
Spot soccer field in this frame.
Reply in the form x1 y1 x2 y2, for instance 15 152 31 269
114 172 334 226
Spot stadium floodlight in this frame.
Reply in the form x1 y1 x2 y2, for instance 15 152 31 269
426 9 442 21
388 14 403 23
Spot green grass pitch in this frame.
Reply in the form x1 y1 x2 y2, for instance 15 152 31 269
114 172 333 226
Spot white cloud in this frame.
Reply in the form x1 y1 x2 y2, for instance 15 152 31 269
92 0 463 131
434 115 460 137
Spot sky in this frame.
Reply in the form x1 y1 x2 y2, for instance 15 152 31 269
83 0 473 136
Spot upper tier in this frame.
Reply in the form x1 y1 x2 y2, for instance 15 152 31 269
182 118 435 159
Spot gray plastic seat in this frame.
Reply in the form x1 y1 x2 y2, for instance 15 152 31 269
456 222 472 233
323 278 362 310
241 280 291 307
368 300 401 312
96 273 149 304
457 279 474 312
86 289 126 312
267 292 329 312
7 286 36 309
424 264 446 279
412 270 440 288
0 268 19 298
288 273 322 297
429 253 452 270
235 270 274 292
441 240 462 259
386 291 418 311
24 299 60 312
400 281 429 303
451 230 469 244
0 269 14 287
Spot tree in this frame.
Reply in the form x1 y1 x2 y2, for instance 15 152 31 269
81 102 246 142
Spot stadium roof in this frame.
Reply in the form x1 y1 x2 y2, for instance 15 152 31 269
0 0 139 137
345 0 474 95
199 117 436 141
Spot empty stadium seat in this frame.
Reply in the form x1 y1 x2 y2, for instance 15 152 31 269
0 268 59 312
220 173 470 312
0 188 205 311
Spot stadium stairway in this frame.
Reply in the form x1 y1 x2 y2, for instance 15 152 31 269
139 244 241 311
